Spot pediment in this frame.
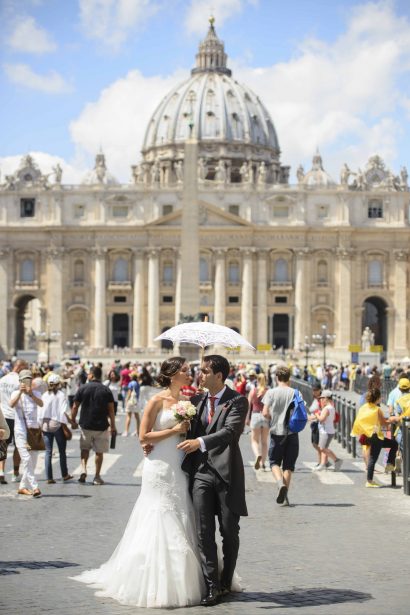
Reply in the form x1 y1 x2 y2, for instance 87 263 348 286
148 200 252 228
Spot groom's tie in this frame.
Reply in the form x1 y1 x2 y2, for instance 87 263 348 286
208 396 217 424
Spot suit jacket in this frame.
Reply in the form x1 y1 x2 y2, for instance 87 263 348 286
181 386 248 516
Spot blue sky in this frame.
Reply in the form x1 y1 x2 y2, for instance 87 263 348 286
1 0 410 183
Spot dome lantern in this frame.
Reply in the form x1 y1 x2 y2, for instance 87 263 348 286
192 17 232 77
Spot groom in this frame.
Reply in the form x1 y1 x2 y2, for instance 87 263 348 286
178 355 248 606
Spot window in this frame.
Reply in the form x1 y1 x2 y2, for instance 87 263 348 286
20 198 35 217
162 295 173 303
272 205 289 219
74 204 85 218
113 258 128 282
112 206 129 218
274 258 289 283
368 260 383 286
317 205 329 219
114 296 127 303
228 296 239 304
228 262 240 284
368 199 383 219
200 258 209 282
229 205 240 216
74 260 84 283
163 262 173 283
275 296 287 304
162 204 173 216
317 260 328 285
20 259 35 282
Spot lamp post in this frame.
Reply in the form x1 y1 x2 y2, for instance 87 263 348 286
312 325 335 368
300 336 315 367
38 323 60 364
66 333 85 358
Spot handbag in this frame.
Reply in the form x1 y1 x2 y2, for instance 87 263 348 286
20 397 45 451
61 423 72 441
0 439 8 461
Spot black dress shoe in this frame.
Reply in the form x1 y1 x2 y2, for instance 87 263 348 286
219 585 231 596
200 590 220 606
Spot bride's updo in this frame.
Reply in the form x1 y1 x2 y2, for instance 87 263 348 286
157 356 186 388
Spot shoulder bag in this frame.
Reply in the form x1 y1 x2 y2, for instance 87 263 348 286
20 397 45 451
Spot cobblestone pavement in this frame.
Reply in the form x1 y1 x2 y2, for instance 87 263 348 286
1 408 410 615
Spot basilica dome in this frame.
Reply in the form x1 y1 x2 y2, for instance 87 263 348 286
139 19 288 186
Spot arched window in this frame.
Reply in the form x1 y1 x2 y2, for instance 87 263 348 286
274 258 289 283
228 261 240 284
317 260 328 285
74 259 84 282
163 261 173 283
113 258 128 282
20 259 35 282
368 260 382 286
200 258 209 282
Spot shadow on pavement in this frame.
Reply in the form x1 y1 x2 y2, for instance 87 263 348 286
226 587 372 608
0 560 79 576
294 503 355 507
39 494 93 498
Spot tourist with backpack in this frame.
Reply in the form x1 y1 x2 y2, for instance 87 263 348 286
262 366 307 507
313 390 343 472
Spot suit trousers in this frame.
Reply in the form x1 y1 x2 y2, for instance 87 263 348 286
192 467 240 591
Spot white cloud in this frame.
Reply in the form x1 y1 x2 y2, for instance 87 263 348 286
69 68 185 181
184 0 258 35
7 15 56 54
79 0 159 51
0 152 84 185
231 1 410 180
3 63 72 93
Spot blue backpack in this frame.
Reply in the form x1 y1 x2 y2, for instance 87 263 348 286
287 389 308 433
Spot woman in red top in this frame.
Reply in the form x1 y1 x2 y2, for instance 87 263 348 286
235 372 247 396
246 374 269 470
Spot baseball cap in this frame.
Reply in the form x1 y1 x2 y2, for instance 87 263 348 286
319 389 333 399
48 373 61 385
398 378 410 390
19 369 33 381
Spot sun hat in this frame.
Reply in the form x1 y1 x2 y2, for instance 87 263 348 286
319 389 333 399
398 378 410 390
48 373 61 385
19 369 33 381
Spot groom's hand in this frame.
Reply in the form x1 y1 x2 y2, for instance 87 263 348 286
142 443 154 456
177 438 200 454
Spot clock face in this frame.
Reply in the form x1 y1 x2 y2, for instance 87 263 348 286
366 169 385 185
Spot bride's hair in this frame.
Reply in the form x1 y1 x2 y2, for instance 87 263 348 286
157 356 186 388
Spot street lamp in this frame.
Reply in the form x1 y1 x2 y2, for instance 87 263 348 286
38 324 61 363
66 333 85 358
300 336 315 367
312 325 336 368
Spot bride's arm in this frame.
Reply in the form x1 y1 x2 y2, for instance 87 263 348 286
139 397 189 446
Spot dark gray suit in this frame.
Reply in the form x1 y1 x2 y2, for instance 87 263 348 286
181 386 248 592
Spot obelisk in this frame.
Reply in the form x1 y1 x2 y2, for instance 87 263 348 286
177 136 200 321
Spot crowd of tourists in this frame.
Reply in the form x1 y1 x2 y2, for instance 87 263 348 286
0 355 409 501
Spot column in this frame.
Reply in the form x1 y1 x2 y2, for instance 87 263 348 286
213 249 226 325
241 249 254 343
294 248 310 349
256 250 268 345
93 247 107 348
132 249 144 348
174 252 182 325
46 247 64 357
393 250 408 352
0 249 10 353
335 248 354 349
147 249 160 347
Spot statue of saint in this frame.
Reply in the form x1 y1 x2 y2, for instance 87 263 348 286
355 168 366 191
198 158 207 181
174 160 184 183
215 160 226 183
53 163 63 184
400 166 408 189
239 161 250 183
151 159 161 185
296 164 304 184
361 326 373 352
340 163 351 185
257 161 266 185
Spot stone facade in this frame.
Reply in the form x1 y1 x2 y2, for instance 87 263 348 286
0 22 409 360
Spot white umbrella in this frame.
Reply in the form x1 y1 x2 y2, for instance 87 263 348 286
155 322 255 352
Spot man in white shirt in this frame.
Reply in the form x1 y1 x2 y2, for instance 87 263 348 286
0 359 28 484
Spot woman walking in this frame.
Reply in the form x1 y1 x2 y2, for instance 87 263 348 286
40 374 73 484
351 387 398 487
104 370 121 415
246 374 269 470
10 369 43 497
313 390 343 472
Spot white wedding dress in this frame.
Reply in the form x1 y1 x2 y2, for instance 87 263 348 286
72 408 205 608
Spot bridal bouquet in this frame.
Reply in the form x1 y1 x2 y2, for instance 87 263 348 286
172 400 196 422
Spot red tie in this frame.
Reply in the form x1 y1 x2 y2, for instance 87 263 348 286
208 396 217 424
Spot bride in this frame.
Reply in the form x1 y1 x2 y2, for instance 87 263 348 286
72 357 205 608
